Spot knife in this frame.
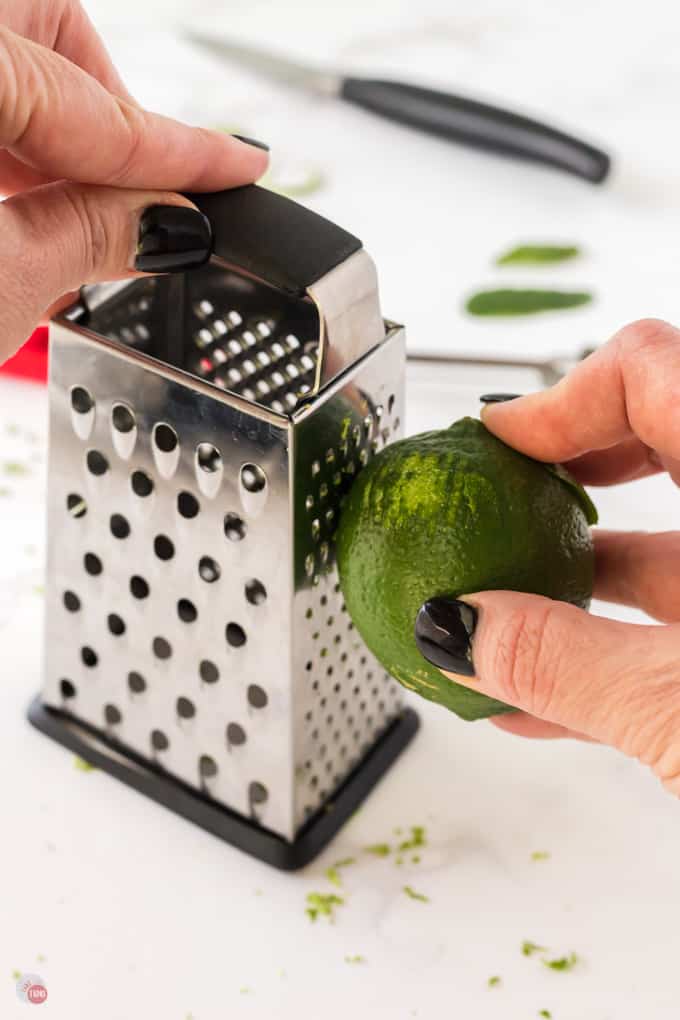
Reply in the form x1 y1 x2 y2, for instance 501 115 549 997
185 31 610 184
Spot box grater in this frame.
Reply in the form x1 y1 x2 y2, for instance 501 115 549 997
29 185 418 869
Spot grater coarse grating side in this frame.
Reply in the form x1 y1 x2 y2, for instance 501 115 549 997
29 185 418 868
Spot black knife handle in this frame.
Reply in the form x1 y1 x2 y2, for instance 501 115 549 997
341 77 610 184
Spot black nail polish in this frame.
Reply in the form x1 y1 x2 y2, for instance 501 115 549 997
231 134 270 152
414 598 478 676
135 206 212 273
479 393 521 404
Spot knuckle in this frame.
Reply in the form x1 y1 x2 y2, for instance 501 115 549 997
613 318 680 452
491 604 560 716
615 317 679 361
104 101 147 186
59 184 111 280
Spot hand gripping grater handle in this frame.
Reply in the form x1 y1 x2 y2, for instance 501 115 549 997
187 185 385 395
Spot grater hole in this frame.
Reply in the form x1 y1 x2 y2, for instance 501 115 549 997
245 579 267 606
84 552 103 576
153 423 178 453
110 513 130 539
153 636 172 659
197 443 222 473
151 729 169 751
199 754 218 778
226 622 246 647
247 684 268 709
226 722 246 746
154 535 175 561
107 613 126 636
104 704 122 725
71 386 94 414
63 590 81 612
178 491 200 519
86 450 108 476
177 696 196 719
249 781 268 805
240 463 266 493
199 556 221 583
112 404 135 433
131 470 154 497
130 575 149 599
81 646 98 667
128 671 146 694
66 493 87 519
177 598 198 623
60 678 76 699
199 659 219 683
388 394 395 414
224 513 246 541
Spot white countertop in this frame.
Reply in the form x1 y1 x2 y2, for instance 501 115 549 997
3 2 680 1017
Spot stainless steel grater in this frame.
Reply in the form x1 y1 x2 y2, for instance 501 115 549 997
29 185 418 868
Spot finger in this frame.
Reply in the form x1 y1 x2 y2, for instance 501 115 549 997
593 529 680 623
481 318 680 465
0 181 210 363
490 712 595 741
564 437 661 486
0 151 51 195
0 26 268 191
414 593 680 791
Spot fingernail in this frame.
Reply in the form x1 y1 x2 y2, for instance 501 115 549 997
231 133 270 152
134 205 212 273
414 597 478 676
479 393 521 404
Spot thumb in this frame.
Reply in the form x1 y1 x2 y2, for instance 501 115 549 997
415 592 680 789
0 180 211 363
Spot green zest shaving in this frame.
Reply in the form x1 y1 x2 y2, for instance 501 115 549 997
74 756 96 772
306 892 344 922
261 167 326 199
2 461 29 476
539 1011 552 1018
487 976 501 988
543 953 579 972
531 851 551 861
325 857 356 886
522 941 547 957
11 969 21 981
364 843 390 857
403 885 429 903
345 955 365 964
465 289 592 317
397 825 426 853
496 244 580 266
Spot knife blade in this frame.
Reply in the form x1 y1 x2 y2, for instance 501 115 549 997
185 30 610 184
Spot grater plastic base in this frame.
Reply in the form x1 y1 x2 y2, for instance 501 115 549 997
27 695 419 871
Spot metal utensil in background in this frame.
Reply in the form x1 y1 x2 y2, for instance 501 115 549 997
185 31 611 183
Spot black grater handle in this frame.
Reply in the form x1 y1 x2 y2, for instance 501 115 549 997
340 78 611 184
186 185 362 297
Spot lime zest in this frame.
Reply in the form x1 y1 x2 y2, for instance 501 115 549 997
403 885 429 902
543 952 579 972
364 842 390 857
465 289 593 317
496 244 580 266
522 940 547 957
530 850 551 862
488 975 502 988
306 892 344 922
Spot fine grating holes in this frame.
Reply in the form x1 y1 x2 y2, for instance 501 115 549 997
224 513 246 541
198 556 220 583
84 552 103 576
245 579 267 605
247 684 268 709
249 781 268 805
177 599 198 623
152 636 172 659
71 386 94 414
111 404 135 433
128 671 146 693
104 704 122 725
199 660 219 684
131 470 154 497
107 613 126 636
110 513 130 539
197 443 222 473
130 575 149 599
199 754 218 779
154 535 174 560
177 696 196 719
226 722 246 746
60 678 76 700
240 463 267 493
226 622 246 647
388 393 395 414
63 591 80 612
151 729 169 751
86 450 109 476
81 646 98 667
177 491 200 519
153 422 178 453
66 493 87 518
